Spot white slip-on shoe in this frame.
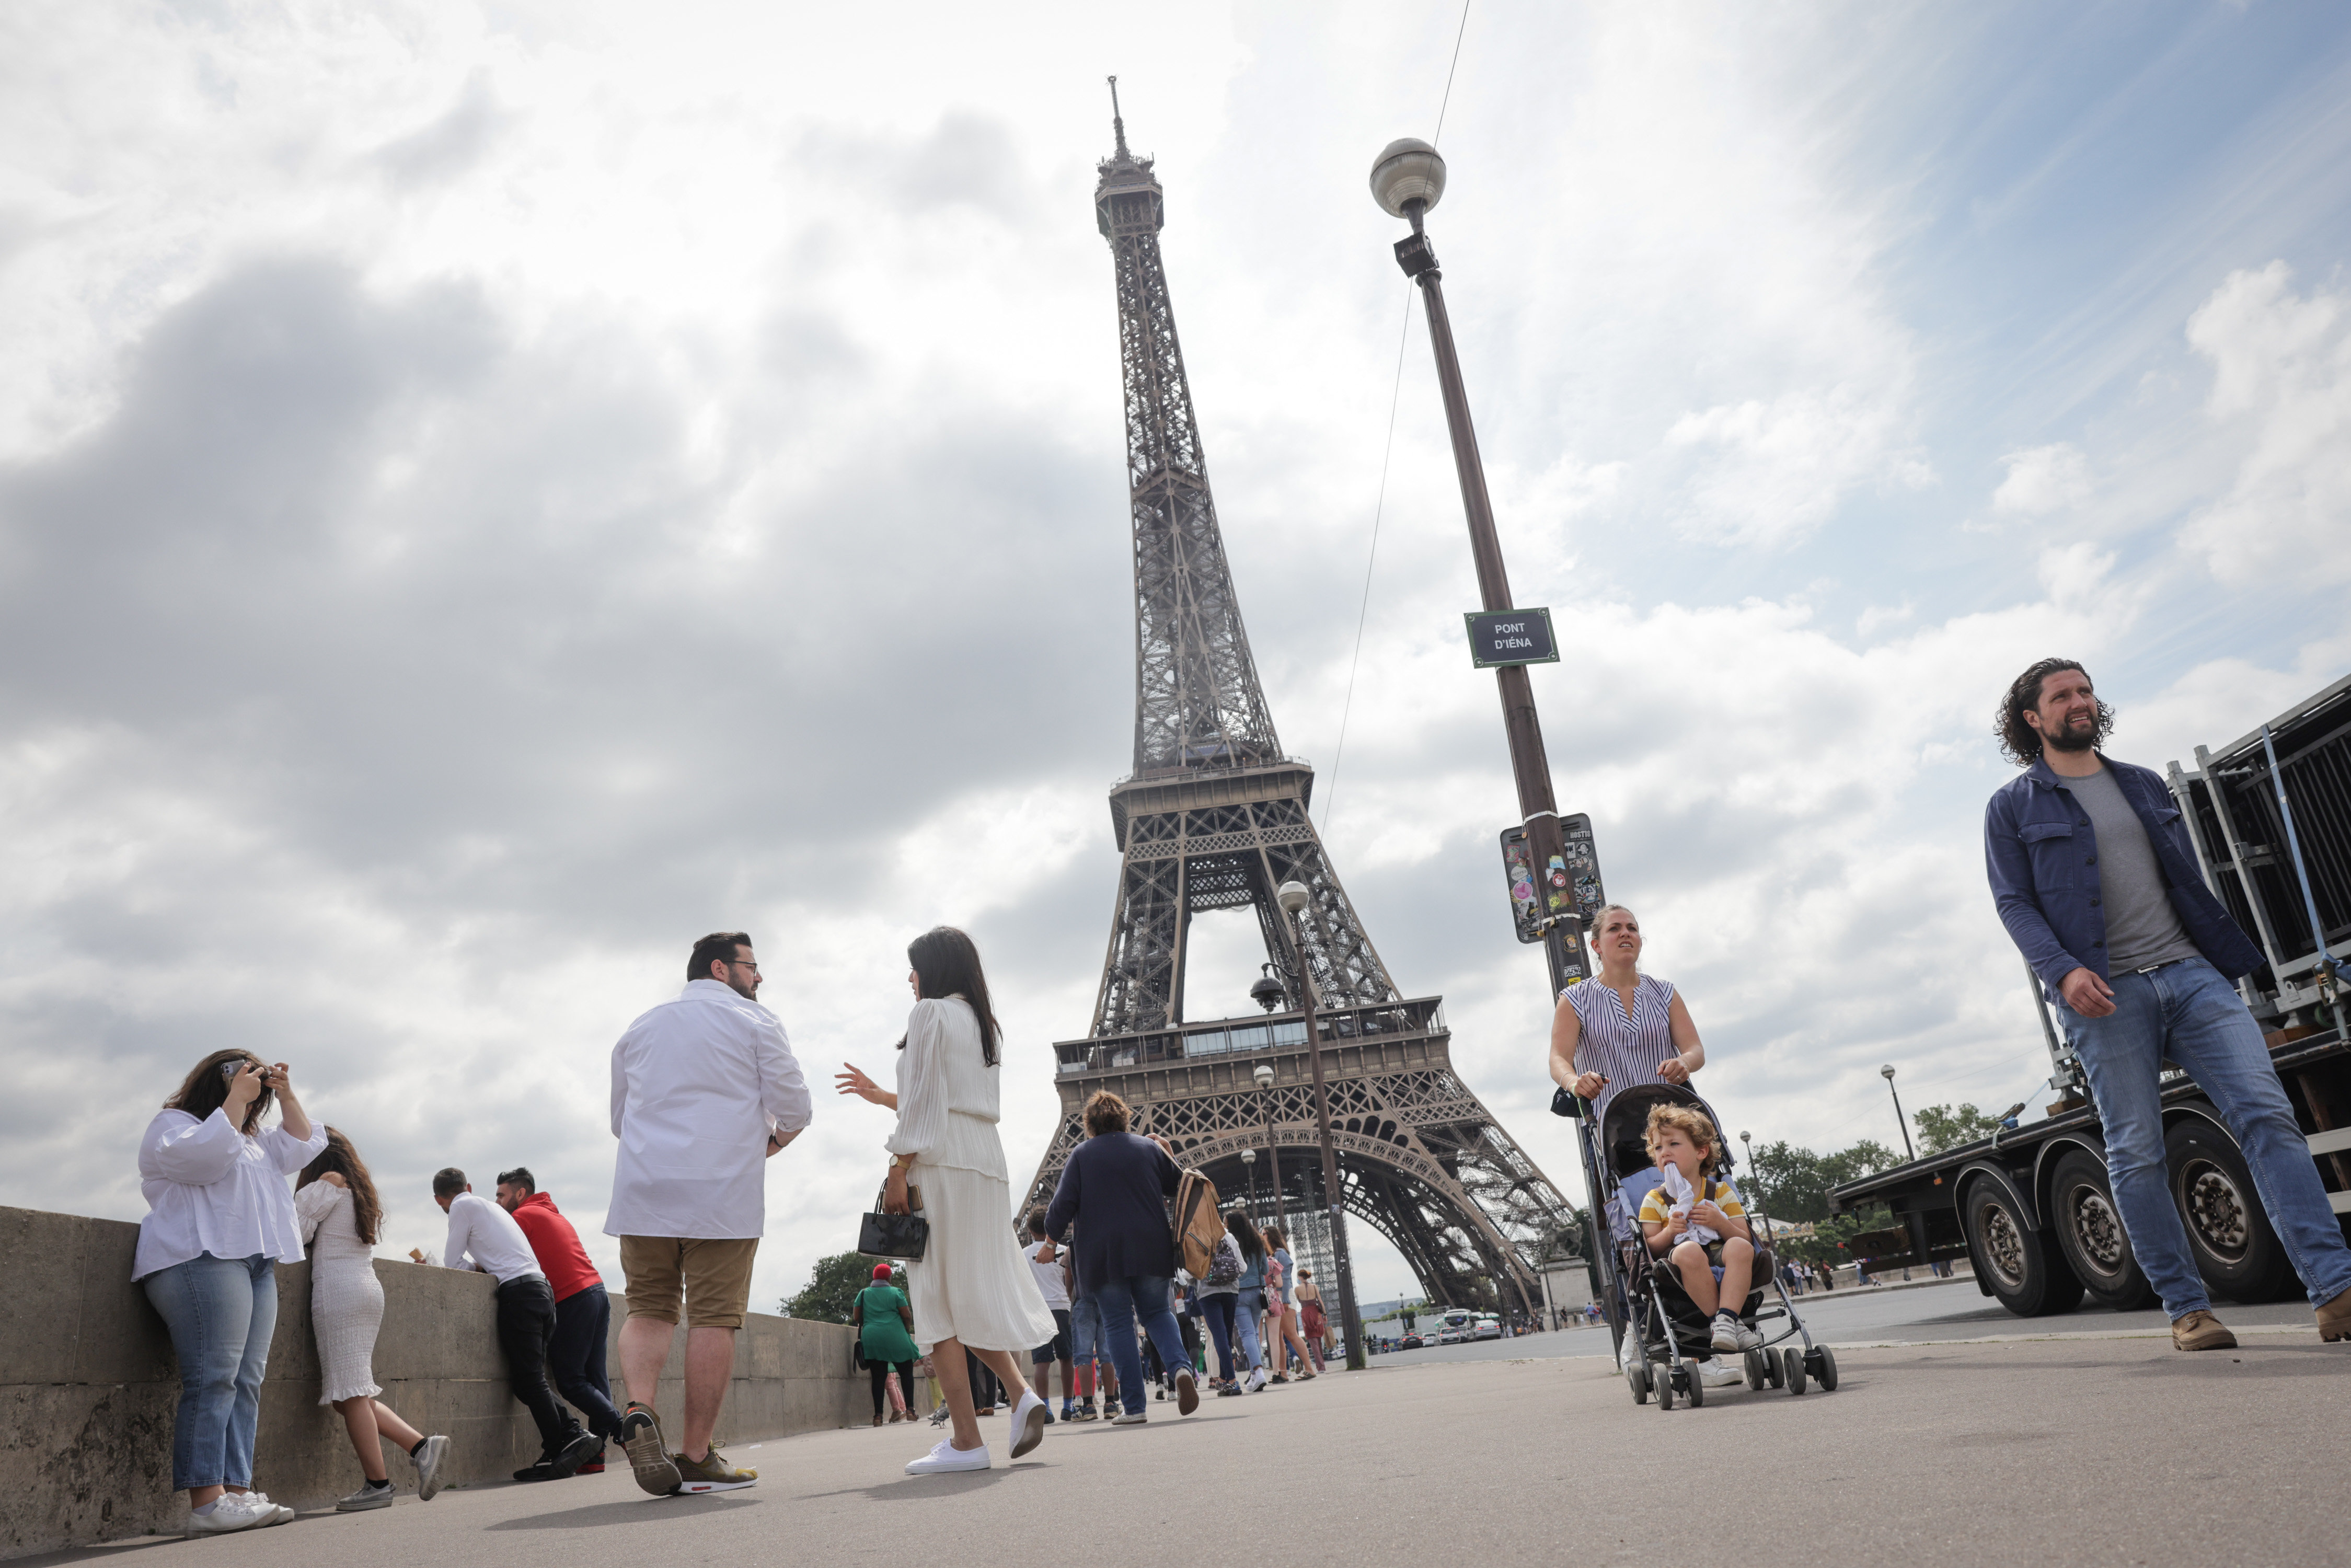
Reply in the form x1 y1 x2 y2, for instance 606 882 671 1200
905 1439 990 1475
1008 1391 1047 1459
185 1499 269 1538
1110 1410 1147 1425
1695 1357 1742 1388
411 1434 450 1502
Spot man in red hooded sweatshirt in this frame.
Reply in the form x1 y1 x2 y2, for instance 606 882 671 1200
498 1166 627 1475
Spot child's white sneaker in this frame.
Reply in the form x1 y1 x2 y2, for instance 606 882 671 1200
1709 1313 1742 1353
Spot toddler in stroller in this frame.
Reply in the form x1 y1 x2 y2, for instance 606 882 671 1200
1637 1104 1761 1356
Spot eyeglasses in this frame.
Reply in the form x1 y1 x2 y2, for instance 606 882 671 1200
721 958 762 975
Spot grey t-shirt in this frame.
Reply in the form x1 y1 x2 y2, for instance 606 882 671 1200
2064 765 2200 972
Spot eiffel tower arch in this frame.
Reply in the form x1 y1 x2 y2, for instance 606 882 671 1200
1021 91 1579 1319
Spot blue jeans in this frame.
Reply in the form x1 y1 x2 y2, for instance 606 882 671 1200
2060 956 2351 1318
1092 1275 1191 1415
1069 1294 1102 1367
1235 1287 1266 1371
142 1253 277 1492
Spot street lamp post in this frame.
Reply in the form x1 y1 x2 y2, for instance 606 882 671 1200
1881 1065 1916 1162
1278 879 1366 1370
1367 138 1589 1001
1241 1145 1259 1217
1252 1062 1286 1229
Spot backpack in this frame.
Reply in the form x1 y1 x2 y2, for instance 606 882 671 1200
1173 1168 1225 1278
1202 1235 1242 1289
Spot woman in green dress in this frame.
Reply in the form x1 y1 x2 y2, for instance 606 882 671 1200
852 1264 920 1426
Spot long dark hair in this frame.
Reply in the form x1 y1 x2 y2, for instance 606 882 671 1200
165 1049 272 1135
897 926 1001 1067
1997 658 2114 765
1262 1223 1287 1252
1224 1208 1265 1262
298 1127 385 1247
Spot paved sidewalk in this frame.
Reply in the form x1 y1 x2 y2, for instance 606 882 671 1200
27 1330 2348 1568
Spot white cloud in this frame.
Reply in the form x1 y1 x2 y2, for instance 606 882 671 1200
2180 262 2351 584
1993 442 2093 517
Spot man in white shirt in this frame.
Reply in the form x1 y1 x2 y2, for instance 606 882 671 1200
607 932 812 1496
1021 1206 1075 1420
434 1169 598 1481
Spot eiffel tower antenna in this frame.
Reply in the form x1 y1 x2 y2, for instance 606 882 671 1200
1027 104 1580 1331
1108 74 1128 158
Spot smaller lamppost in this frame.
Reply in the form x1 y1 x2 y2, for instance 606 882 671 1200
1241 1145 1259 1215
1276 879 1366 1369
1251 1061 1285 1228
1881 1065 1916 1162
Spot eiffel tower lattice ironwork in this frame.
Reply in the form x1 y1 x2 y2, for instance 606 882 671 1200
1020 89 1580 1318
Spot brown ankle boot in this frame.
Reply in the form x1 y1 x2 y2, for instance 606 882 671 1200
2171 1310 2237 1352
2318 1286 2351 1343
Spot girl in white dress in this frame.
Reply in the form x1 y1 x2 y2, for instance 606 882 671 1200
294 1128 449 1509
835 927 1056 1475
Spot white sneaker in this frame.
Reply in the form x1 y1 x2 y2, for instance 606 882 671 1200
905 1439 990 1475
231 1492 295 1526
1695 1358 1742 1388
1110 1410 1147 1425
1734 1322 1764 1353
1709 1315 1741 1354
1617 1335 1638 1374
1008 1391 1047 1459
411 1434 450 1502
1245 1367 1267 1392
185 1499 270 1538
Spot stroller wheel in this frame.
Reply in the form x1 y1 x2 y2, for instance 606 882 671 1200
1764 1347 1785 1389
1683 1362 1705 1408
1654 1362 1676 1411
1743 1350 1767 1390
1782 1346 1807 1395
1812 1344 1840 1391
1627 1360 1650 1405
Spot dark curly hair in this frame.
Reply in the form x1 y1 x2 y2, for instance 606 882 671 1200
1997 658 2114 766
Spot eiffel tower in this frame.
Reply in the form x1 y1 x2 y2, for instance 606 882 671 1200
1020 89 1580 1318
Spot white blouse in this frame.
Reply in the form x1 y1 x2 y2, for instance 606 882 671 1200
134 1108 327 1281
884 996 1008 1180
296 1180 375 1269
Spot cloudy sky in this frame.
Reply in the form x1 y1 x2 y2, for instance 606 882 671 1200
5 2 2349 1310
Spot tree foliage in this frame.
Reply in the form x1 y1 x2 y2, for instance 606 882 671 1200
1740 1138 1900 1223
1915 1102 2003 1155
780 1250 878 1322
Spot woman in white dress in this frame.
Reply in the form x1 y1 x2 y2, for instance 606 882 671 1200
294 1128 449 1510
836 927 1056 1475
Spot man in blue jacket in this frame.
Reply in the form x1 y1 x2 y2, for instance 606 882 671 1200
1985 658 2351 1350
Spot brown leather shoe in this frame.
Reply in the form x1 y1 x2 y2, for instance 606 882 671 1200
2319 1286 2351 1342
2171 1310 2237 1352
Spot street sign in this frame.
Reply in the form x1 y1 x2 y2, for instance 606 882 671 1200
1463 607 1559 668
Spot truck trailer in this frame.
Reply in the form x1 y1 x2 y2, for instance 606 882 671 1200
1828 674 2351 1316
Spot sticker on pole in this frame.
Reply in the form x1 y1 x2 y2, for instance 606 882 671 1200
1463 608 1559 668
1499 815 1608 954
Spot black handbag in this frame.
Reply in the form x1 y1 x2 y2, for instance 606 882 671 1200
858 1182 928 1261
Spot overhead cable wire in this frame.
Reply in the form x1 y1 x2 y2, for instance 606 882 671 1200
1319 0 1472 836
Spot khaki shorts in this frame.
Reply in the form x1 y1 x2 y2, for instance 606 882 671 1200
618 1236 759 1330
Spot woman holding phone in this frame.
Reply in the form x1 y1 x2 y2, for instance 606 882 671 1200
134 1051 326 1537
836 927 1056 1474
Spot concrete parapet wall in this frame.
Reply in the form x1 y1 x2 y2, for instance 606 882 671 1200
0 1205 860 1559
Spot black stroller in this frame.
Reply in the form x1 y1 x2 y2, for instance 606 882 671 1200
1566 1081 1839 1410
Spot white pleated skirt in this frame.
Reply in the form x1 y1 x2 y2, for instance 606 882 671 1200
905 1161 1057 1355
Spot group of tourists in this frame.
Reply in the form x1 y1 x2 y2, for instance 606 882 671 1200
125 655 2351 1534
1543 656 2351 1386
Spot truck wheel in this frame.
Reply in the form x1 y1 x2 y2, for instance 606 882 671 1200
2048 1150 2160 1311
2166 1119 2297 1302
1963 1179 2083 1317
